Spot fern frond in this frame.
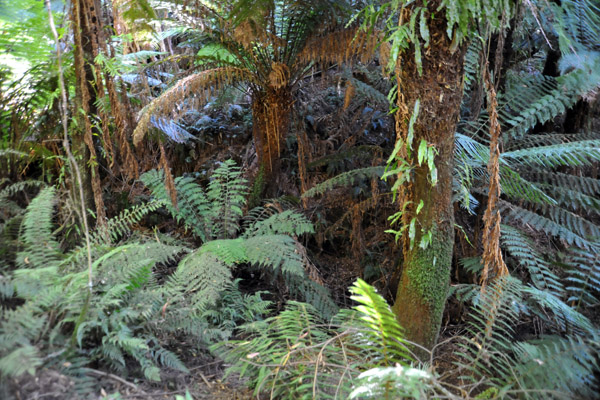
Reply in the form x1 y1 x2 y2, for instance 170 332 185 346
510 336 598 399
199 238 247 266
302 166 385 198
523 285 596 335
92 200 164 245
133 67 253 145
500 225 564 295
503 140 600 169
164 251 232 315
207 159 247 239
244 234 304 277
141 169 211 241
525 170 600 197
565 247 600 307
243 209 314 237
499 201 598 249
15 187 62 270
349 279 410 366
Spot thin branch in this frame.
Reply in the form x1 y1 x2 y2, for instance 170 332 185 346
81 367 147 395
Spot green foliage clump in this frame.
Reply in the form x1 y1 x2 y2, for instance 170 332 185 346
141 159 338 319
214 279 417 399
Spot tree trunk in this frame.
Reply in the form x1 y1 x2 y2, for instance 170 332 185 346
251 87 293 185
391 5 466 350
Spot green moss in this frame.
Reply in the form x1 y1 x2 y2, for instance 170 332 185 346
405 223 454 322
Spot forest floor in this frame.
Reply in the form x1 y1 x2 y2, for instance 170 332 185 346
7 356 252 399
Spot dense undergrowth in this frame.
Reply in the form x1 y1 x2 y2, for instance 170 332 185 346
1 0 600 399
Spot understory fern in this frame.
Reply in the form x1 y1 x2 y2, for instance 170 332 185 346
214 279 417 400
0 182 270 391
456 277 599 399
141 159 338 318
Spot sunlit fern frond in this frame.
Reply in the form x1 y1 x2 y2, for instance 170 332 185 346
214 279 416 399
133 67 253 145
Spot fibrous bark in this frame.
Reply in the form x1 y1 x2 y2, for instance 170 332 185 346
391 2 466 350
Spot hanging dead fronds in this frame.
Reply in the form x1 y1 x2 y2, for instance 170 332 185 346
269 62 290 89
133 67 252 146
232 19 274 50
297 128 310 209
480 66 509 291
296 27 381 68
71 0 107 227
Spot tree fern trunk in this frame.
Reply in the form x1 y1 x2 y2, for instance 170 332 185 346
251 88 293 182
391 4 465 350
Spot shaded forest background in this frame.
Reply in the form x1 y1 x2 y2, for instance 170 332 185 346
1 0 600 399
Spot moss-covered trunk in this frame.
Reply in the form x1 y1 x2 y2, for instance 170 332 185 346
391 5 466 350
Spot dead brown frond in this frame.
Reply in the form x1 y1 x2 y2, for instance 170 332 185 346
480 66 509 291
296 27 381 68
133 67 252 146
297 128 310 209
343 81 355 111
269 62 290 89
233 20 265 50
159 143 177 209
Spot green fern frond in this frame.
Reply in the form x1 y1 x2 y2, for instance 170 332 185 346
524 171 600 198
207 159 248 239
243 209 314 237
565 247 600 307
15 187 62 270
503 140 600 169
501 225 564 295
349 279 410 366
538 184 600 215
244 234 304 277
199 238 247 266
93 200 165 245
510 336 598 399
140 169 211 241
458 277 522 383
523 285 596 336
499 201 598 249
302 166 385 198
164 251 232 315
